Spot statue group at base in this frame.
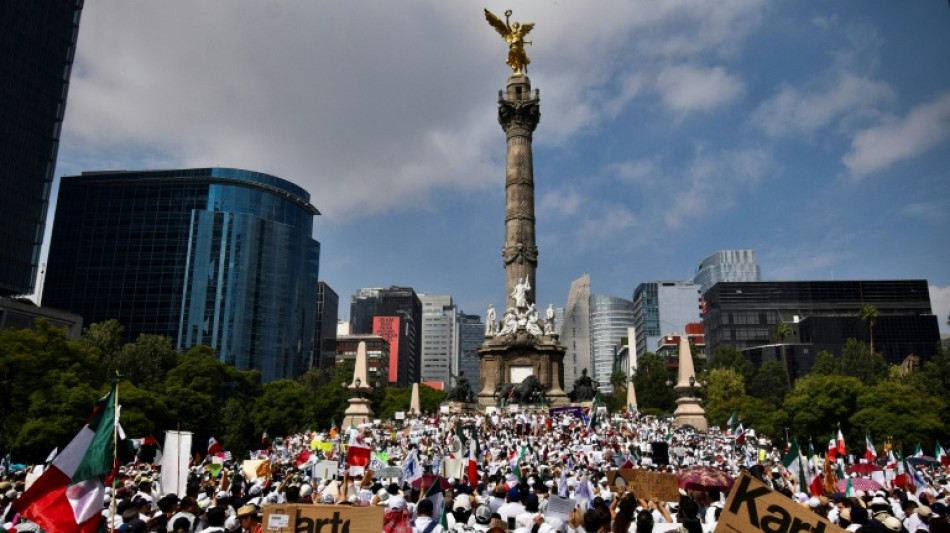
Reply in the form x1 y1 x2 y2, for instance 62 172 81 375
493 374 547 405
485 278 556 340
570 368 598 403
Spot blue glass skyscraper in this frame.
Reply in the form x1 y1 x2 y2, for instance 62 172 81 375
43 168 320 381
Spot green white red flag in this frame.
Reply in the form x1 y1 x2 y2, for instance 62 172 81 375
13 384 117 533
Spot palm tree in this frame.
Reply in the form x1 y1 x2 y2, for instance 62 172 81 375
773 322 792 390
859 304 879 355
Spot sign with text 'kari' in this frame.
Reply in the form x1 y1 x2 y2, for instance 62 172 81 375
715 472 845 533
262 504 384 533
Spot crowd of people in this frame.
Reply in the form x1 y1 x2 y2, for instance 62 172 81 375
2 409 950 533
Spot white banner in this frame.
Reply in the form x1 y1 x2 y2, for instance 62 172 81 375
161 430 192 496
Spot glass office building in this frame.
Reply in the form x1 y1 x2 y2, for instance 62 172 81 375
0 1 84 296
589 294 635 393
632 281 701 360
692 250 761 295
43 168 320 381
704 280 940 369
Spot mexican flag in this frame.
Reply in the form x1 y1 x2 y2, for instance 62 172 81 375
511 445 528 484
13 385 117 533
726 412 739 435
936 441 949 467
782 439 807 491
865 432 877 462
422 476 444 524
466 428 479 486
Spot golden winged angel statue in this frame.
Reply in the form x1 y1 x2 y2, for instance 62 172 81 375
484 9 535 75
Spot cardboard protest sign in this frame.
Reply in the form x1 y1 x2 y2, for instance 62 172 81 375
606 469 679 502
261 504 384 533
715 471 845 533
262 504 296 532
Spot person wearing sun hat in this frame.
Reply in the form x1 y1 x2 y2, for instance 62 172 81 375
236 504 261 533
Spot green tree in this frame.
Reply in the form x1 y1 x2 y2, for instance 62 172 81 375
850 381 945 451
783 374 865 444
810 351 840 375
220 397 255 458
252 379 311 437
773 323 792 390
840 338 887 385
708 345 754 385
305 361 357 426
702 368 746 423
748 359 790 404
633 352 676 414
113 334 179 388
859 304 879 357
78 319 124 381
0 319 106 460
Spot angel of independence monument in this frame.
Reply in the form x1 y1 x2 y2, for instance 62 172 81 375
476 9 569 408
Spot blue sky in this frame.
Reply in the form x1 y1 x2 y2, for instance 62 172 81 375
48 1 950 331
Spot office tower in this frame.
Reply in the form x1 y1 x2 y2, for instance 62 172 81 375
315 282 339 371
361 286 422 386
693 250 761 295
703 280 940 375
589 294 635 392
43 168 320 381
0 1 84 296
632 281 701 360
419 294 457 389
561 274 592 393
457 312 483 391
350 288 382 334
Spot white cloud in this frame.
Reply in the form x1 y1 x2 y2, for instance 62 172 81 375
540 187 583 217
930 285 950 334
843 92 950 177
665 146 776 229
655 64 744 113
752 73 894 138
59 0 768 219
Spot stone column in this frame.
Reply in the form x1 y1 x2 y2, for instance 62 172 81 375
498 74 540 309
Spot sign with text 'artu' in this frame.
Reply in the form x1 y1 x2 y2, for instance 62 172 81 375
262 504 384 533
715 472 845 533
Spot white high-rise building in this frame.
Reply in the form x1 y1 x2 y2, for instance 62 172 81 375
692 250 761 294
589 294 635 393
419 294 457 389
561 275 592 393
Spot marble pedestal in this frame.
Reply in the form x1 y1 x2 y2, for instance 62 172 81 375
477 333 569 408
343 397 374 429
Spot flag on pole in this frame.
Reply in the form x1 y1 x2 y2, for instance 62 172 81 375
864 432 877 462
782 439 807 491
827 437 838 462
512 445 528 483
346 444 371 468
261 431 269 446
466 429 479 486
913 443 923 458
726 412 739 435
208 437 224 456
844 476 854 497
734 420 746 445
13 384 117 533
836 425 846 458
936 441 949 467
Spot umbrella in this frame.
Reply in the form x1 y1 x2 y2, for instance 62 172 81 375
848 463 883 474
837 477 883 492
411 473 450 490
907 457 936 467
676 465 735 491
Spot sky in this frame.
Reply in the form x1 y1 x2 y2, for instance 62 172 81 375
48 1 950 332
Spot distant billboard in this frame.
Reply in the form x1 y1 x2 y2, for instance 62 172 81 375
373 316 400 383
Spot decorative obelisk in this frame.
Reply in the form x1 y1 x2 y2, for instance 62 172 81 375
478 9 568 408
626 381 637 413
342 342 374 428
672 335 707 430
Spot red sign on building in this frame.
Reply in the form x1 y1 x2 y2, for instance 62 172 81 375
373 316 400 383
